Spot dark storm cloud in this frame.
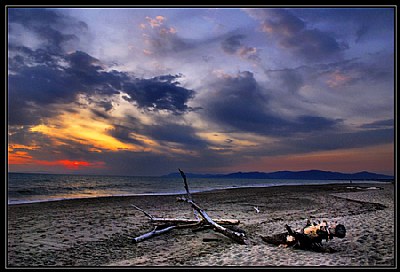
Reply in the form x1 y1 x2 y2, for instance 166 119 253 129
246 8 347 62
9 63 77 105
65 51 125 95
106 124 148 147
294 8 394 43
8 11 196 126
8 8 86 53
8 8 197 123
8 47 196 125
144 123 207 148
230 125 394 159
7 48 127 125
8 9 194 124
202 71 340 136
122 74 195 115
101 119 208 151
287 128 394 154
359 119 394 129
8 46 63 70
8 126 45 146
280 28 345 62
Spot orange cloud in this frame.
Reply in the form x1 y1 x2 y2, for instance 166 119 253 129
8 151 33 164
145 15 166 28
29 108 145 152
8 144 40 151
8 150 106 170
36 160 106 170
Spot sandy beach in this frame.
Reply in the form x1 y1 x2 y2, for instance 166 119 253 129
7 182 395 267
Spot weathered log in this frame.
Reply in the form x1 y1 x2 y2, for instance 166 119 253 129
261 222 346 253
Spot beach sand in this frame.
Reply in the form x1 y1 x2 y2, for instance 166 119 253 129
7 183 395 267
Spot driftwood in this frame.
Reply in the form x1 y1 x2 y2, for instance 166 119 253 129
133 225 176 243
261 220 346 253
176 195 247 244
131 169 247 244
131 204 239 225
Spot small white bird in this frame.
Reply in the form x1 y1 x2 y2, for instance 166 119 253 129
254 206 260 213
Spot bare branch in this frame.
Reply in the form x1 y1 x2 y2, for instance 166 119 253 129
131 204 154 220
132 226 176 243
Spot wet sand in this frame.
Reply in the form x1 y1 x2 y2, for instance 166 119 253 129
7 182 395 267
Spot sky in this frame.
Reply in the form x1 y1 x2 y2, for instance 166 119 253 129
7 6 395 176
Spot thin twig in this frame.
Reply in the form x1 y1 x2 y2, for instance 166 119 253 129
131 204 154 220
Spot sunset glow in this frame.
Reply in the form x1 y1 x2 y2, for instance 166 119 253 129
29 110 145 152
7 7 394 176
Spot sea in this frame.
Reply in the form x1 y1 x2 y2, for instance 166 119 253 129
7 172 389 205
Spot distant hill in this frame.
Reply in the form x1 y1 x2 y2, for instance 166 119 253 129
161 170 394 180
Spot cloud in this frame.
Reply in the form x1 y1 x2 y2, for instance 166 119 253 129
292 8 394 44
8 8 87 53
221 34 244 53
200 70 340 136
106 124 148 147
141 15 191 55
7 8 394 176
146 15 166 28
143 123 207 148
245 8 347 62
264 68 304 94
284 128 394 155
280 28 346 61
359 119 394 129
8 49 124 125
8 45 195 125
221 34 260 62
259 9 305 36
122 74 196 115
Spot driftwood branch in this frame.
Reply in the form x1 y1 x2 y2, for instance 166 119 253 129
151 217 239 225
179 168 200 221
131 204 239 225
133 226 176 243
131 204 154 220
131 169 246 244
178 169 247 244
179 168 191 200
177 196 248 244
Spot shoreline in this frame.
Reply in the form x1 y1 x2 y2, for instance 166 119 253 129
8 180 393 206
7 183 395 267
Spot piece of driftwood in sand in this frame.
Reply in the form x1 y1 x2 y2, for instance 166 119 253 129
131 169 248 244
261 220 346 253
